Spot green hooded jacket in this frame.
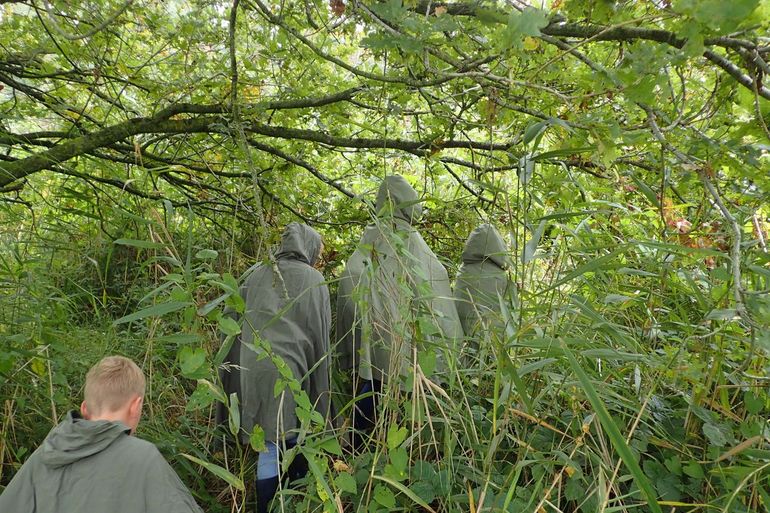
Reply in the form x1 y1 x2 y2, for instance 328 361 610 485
454 224 512 336
0 411 202 513
220 223 331 442
336 176 463 385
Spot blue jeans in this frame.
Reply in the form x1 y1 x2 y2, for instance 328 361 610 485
257 436 299 479
255 436 308 513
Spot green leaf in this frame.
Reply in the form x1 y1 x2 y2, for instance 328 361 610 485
319 436 343 456
523 220 546 263
683 461 705 479
218 316 241 336
501 7 548 50
213 334 236 367
335 472 357 494
705 309 738 321
113 238 166 250
384 447 408 481
198 379 227 404
373 484 396 508
387 424 408 449
745 391 764 415
417 349 436 377
228 392 240 436
113 301 192 325
410 480 436 504
703 423 727 447
674 0 760 34
372 475 437 513
178 346 208 379
195 249 218 260
522 121 547 145
181 454 244 491
561 340 662 513
250 424 266 452
186 382 215 412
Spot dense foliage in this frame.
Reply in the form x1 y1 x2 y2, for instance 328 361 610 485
1 0 769 511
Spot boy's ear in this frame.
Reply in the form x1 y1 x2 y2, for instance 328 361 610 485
129 395 143 416
80 401 89 420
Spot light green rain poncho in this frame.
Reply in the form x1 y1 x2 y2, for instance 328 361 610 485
336 176 463 385
454 223 513 337
219 223 331 442
0 411 202 513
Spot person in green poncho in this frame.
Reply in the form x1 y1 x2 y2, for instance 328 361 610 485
454 223 514 342
218 222 331 513
336 175 463 446
0 356 203 513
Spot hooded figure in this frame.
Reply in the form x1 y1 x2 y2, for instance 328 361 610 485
219 222 330 441
0 411 202 513
454 224 512 337
218 222 330 512
336 175 463 387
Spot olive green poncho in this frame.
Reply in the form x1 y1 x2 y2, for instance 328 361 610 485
336 176 463 384
221 223 331 442
454 223 512 337
0 411 202 513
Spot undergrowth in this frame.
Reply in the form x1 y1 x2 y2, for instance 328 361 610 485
1 202 769 513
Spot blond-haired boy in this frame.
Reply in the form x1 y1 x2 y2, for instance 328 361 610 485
0 356 203 513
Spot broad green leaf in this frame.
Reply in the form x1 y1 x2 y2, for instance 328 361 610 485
218 316 241 336
250 425 266 452
319 436 343 456
387 424 408 449
198 379 227 404
186 382 215 412
384 447 408 481
113 238 166 250
195 249 218 260
335 472 357 494
113 301 192 325
501 7 549 50
178 347 208 379
181 454 244 491
373 483 396 508
683 461 705 479
703 423 727 447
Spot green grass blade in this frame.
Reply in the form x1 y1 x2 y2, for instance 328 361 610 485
561 340 662 513
372 474 437 513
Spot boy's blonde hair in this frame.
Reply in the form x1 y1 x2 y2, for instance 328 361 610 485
84 356 146 414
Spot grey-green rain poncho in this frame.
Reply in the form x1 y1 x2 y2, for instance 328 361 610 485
219 223 331 442
0 411 202 513
454 223 512 337
336 175 463 385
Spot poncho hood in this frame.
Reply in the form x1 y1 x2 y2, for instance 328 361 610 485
275 222 322 266
40 411 130 469
461 224 510 269
375 175 423 224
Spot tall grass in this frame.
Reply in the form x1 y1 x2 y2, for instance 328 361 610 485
1 195 769 513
